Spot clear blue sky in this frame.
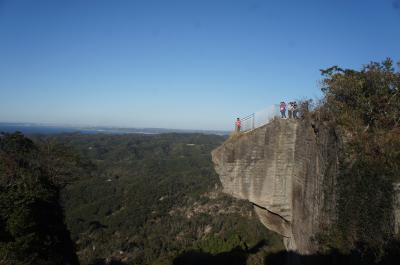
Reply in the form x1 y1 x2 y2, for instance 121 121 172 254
0 0 399 130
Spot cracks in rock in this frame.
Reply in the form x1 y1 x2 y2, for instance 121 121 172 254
252 202 290 223
252 202 291 238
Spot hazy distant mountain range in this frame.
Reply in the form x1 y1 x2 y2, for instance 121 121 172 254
0 122 229 135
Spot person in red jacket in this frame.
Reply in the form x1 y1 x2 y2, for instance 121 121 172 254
235 118 241 132
280 101 287 118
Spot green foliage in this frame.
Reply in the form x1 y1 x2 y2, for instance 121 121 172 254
317 58 400 259
194 234 250 254
38 133 283 264
0 132 80 265
321 58 400 131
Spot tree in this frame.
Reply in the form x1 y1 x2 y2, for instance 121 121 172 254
0 132 80 265
317 59 400 260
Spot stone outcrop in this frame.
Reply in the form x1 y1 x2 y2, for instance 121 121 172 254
211 118 340 254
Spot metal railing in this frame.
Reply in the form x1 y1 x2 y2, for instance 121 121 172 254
241 113 255 131
240 105 280 132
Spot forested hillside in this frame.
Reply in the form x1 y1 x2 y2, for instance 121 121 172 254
0 133 80 265
29 133 283 265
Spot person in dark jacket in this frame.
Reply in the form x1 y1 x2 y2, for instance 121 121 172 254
293 101 298 119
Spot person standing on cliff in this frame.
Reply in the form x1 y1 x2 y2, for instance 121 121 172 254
293 101 298 119
235 118 241 132
288 102 294 119
280 101 287 118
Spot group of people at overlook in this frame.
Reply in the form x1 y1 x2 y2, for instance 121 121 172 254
279 101 299 119
235 101 300 132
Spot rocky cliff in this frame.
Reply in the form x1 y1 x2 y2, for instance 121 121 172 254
211 118 341 254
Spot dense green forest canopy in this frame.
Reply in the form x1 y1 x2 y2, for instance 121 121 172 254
28 133 282 265
1 132 283 265
0 132 79 265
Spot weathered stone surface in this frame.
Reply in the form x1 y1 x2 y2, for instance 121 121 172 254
212 118 340 254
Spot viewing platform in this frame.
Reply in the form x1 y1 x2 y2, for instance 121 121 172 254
239 104 280 132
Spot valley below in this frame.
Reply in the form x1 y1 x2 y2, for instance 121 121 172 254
52 133 284 264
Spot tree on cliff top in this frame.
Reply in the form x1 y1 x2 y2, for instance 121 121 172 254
321 58 400 132
318 58 400 260
0 132 80 265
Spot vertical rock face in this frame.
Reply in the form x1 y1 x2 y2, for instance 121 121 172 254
211 119 340 254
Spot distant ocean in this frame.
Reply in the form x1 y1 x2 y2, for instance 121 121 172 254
0 124 110 135
0 123 229 136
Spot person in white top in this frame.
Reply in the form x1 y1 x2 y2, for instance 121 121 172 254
288 102 294 119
